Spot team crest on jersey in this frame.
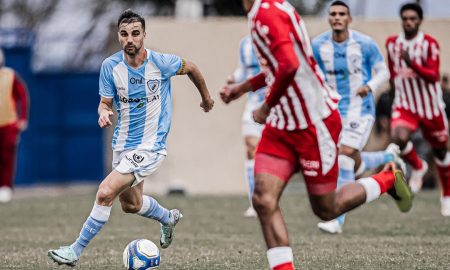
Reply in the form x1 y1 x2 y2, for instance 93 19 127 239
147 79 161 94
133 153 144 163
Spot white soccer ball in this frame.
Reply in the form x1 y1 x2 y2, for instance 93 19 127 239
123 239 160 270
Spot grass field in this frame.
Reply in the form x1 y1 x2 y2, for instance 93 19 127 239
0 188 449 269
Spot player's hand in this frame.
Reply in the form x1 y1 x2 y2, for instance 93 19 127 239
200 97 214 112
356 85 371 97
98 109 113 128
401 50 412 65
252 103 270 124
16 119 28 131
220 83 245 104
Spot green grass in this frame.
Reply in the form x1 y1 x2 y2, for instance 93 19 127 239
0 189 449 269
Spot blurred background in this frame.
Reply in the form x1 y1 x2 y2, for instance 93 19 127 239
1 0 450 195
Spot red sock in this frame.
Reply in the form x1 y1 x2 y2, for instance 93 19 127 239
436 164 450 197
371 170 396 193
401 142 423 170
273 262 295 270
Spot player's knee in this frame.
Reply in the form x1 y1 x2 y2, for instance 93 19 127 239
96 186 115 205
252 192 277 215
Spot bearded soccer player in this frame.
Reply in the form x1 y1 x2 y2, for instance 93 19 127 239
386 3 450 216
220 1 412 269
48 9 214 266
312 1 402 234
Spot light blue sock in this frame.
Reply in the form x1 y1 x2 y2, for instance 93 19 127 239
361 151 392 170
335 155 356 226
246 160 255 205
71 202 111 257
137 195 171 225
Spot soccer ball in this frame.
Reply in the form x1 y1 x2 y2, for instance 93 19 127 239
123 239 160 270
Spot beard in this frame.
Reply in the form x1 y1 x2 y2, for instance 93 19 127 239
123 44 140 56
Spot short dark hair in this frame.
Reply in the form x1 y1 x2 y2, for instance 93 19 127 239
400 3 423 20
330 1 350 15
117 9 145 30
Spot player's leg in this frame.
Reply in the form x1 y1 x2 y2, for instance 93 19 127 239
0 125 18 203
48 170 135 266
306 113 412 224
242 99 263 217
422 114 450 216
391 109 427 193
317 146 358 234
309 162 412 222
119 181 181 248
252 126 297 270
244 135 259 217
253 155 295 270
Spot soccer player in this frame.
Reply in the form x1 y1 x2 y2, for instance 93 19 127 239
0 49 29 203
386 3 450 216
48 9 214 266
226 35 266 217
312 1 399 234
221 1 413 269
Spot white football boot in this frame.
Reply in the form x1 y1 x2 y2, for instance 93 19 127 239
409 160 428 194
0 187 12 203
48 246 79 266
160 209 183 249
441 196 450 217
243 206 257 217
317 219 342 234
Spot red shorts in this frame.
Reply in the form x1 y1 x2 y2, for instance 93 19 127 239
391 108 448 148
255 110 341 195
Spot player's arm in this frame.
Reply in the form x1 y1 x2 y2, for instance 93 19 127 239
176 59 214 112
98 97 113 128
252 11 299 124
220 71 266 104
385 39 397 91
12 73 29 131
401 40 440 83
358 42 390 97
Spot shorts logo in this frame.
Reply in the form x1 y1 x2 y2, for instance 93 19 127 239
350 121 360 129
133 153 144 163
300 159 320 170
147 80 161 93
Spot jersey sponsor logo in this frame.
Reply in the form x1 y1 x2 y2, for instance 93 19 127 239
147 79 161 94
118 95 161 105
130 77 145 85
133 153 144 163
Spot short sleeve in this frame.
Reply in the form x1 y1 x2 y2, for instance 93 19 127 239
151 52 182 79
99 60 115 98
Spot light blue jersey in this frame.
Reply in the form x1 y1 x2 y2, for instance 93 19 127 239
312 30 388 117
99 49 182 154
233 35 266 103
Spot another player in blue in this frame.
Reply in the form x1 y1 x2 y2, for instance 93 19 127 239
226 35 266 217
312 1 400 234
48 9 214 266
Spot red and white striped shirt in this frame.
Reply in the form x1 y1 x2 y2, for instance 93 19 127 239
386 31 444 120
247 0 339 131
